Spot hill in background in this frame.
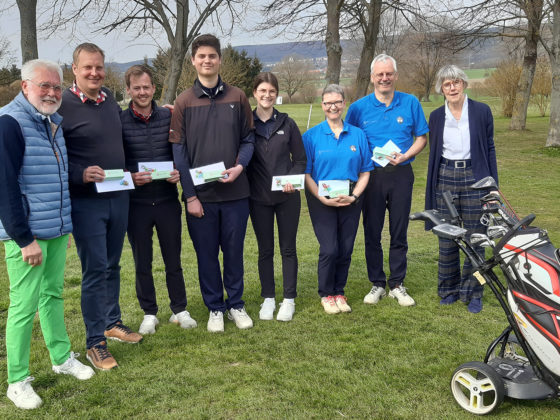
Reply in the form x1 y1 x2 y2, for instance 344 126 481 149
108 37 504 74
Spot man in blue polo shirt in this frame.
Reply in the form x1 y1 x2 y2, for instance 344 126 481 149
346 54 428 307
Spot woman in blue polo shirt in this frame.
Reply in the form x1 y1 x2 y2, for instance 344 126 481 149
303 84 373 314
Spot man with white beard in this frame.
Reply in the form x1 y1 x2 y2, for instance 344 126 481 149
0 59 94 410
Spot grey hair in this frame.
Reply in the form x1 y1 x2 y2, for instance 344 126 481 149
21 59 63 83
322 84 345 100
435 65 468 94
370 54 398 74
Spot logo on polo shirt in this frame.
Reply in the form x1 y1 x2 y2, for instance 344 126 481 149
277 130 285 135
350 145 356 152
397 116 404 124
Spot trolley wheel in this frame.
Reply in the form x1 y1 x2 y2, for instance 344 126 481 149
451 361 505 415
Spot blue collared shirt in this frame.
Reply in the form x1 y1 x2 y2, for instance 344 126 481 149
346 91 429 167
303 120 373 184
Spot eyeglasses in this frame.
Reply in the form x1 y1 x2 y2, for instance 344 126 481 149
373 72 395 80
26 80 63 94
256 88 277 96
322 100 344 108
442 80 463 91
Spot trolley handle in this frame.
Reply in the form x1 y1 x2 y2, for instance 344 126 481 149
442 191 461 225
493 213 536 256
409 209 446 227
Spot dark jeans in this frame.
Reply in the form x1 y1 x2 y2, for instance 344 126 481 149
128 199 187 316
363 164 414 289
249 194 300 299
306 190 363 297
71 193 129 348
186 198 249 312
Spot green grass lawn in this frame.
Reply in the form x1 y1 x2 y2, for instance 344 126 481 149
1 103 559 419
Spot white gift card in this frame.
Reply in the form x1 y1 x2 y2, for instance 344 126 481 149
189 162 227 186
372 140 401 167
96 171 135 193
318 180 349 197
138 161 174 173
271 174 305 191
138 161 174 180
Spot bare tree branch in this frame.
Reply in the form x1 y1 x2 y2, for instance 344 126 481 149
36 1 246 103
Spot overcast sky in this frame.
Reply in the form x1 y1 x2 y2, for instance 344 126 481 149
1 2 299 65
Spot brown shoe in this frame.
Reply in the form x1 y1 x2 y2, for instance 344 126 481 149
86 341 118 370
105 322 143 343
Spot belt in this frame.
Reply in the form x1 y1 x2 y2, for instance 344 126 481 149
442 158 471 169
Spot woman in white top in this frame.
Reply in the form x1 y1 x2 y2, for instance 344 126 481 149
425 65 498 313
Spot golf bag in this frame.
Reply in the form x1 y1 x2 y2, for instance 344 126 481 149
496 226 560 377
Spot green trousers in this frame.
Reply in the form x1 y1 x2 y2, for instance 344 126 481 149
4 234 71 384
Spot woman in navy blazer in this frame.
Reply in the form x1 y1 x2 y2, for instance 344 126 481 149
425 65 498 313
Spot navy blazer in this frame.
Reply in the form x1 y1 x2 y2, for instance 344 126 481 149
425 98 498 228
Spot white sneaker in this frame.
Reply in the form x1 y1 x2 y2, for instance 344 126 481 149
363 285 386 304
227 307 254 329
52 351 95 380
321 296 341 314
276 299 295 321
334 295 352 313
170 310 197 329
139 315 159 334
7 376 42 410
388 285 416 307
259 298 276 320
207 311 224 333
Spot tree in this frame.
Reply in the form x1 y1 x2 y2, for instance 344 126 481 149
509 0 544 130
104 65 125 102
0 35 15 66
152 48 175 98
16 0 38 63
340 0 434 100
0 36 19 104
435 0 546 130
41 0 245 103
275 55 313 103
530 58 551 117
344 0 382 100
325 0 344 84
260 0 345 86
540 0 560 147
259 0 425 94
0 64 20 86
61 64 74 86
220 45 262 97
151 45 261 100
397 29 453 101
483 60 521 117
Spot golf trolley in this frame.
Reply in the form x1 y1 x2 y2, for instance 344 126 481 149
409 176 560 415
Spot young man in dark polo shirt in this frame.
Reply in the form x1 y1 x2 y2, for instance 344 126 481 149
59 43 142 371
170 34 255 333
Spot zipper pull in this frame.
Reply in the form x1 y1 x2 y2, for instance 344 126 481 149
54 150 60 162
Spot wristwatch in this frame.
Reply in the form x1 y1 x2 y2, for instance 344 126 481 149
351 193 360 204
